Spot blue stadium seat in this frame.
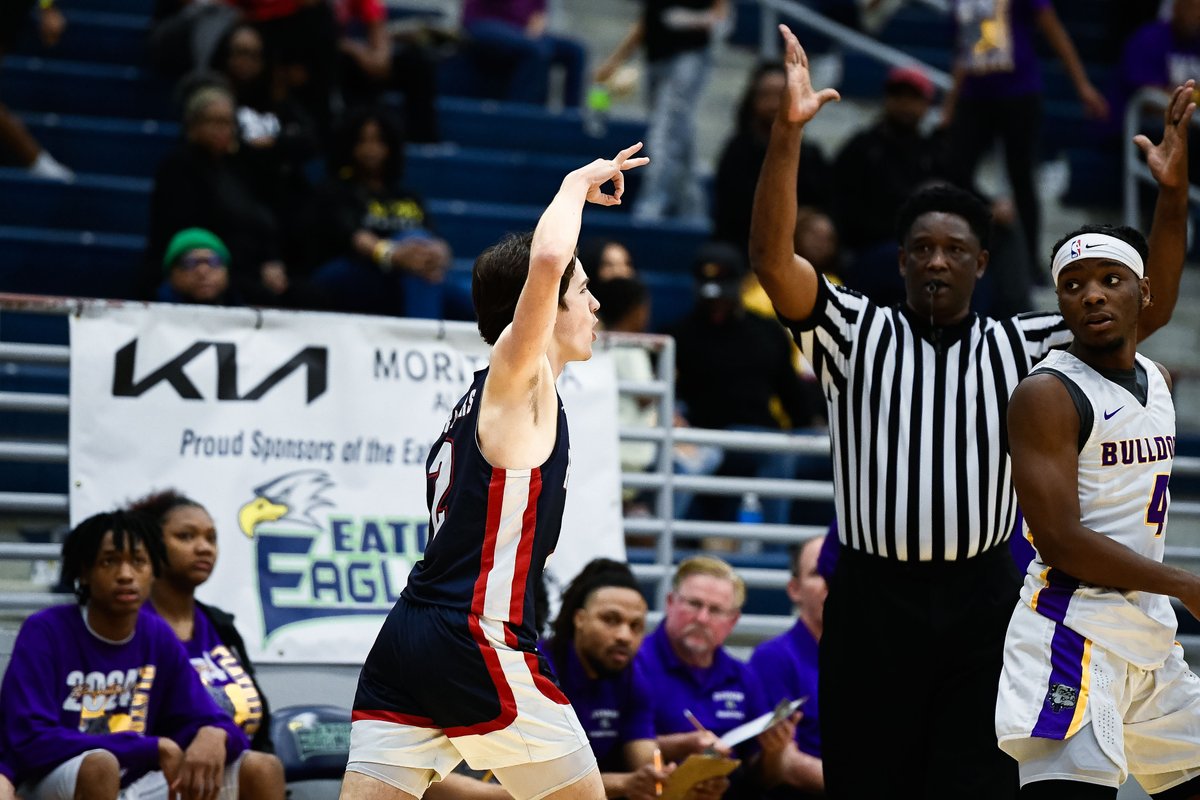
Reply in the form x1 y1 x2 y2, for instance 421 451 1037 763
407 146 641 210
3 57 173 120
9 10 149 66
19 114 178 179
425 199 708 276
0 225 144 298
0 169 150 235
57 0 149 16
433 97 649 160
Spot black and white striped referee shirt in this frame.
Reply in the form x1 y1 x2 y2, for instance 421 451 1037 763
785 278 1073 562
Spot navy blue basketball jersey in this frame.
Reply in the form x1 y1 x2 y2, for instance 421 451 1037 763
403 367 570 645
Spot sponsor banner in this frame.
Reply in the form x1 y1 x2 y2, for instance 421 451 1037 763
69 303 624 662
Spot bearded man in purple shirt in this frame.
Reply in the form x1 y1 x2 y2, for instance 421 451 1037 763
0 511 263 799
541 559 670 800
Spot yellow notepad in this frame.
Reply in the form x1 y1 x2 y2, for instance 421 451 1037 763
661 754 741 800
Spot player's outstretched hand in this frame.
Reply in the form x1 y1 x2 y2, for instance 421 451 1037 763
571 142 650 206
1135 79 1196 193
777 24 840 127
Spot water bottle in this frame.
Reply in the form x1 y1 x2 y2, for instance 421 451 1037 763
737 492 764 524
737 491 764 554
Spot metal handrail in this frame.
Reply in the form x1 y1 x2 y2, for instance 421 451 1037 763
757 0 953 89
1124 86 1200 227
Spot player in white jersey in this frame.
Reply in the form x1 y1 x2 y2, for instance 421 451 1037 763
998 151 1200 799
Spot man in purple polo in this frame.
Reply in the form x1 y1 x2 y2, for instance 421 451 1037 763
748 535 827 797
635 555 805 797
541 559 667 800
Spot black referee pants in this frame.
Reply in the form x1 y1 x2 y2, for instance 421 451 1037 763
819 545 1022 800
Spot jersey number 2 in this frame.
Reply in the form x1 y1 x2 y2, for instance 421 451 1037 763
1145 474 1170 538
428 441 454 541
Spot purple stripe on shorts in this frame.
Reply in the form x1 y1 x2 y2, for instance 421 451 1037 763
1031 569 1085 739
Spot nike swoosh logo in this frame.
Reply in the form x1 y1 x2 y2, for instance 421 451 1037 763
1084 243 1105 248
1104 406 1124 420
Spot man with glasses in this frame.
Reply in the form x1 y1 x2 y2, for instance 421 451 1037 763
634 556 807 796
157 228 242 306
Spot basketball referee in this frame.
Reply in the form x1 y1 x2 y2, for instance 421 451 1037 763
749 25 1192 800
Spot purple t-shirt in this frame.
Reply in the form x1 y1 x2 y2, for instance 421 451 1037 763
461 0 546 27
955 0 1051 99
151 606 266 746
634 625 768 757
748 620 821 758
0 605 248 786
1121 21 1200 98
541 639 656 770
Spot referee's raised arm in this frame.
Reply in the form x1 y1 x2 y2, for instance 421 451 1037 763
749 24 839 323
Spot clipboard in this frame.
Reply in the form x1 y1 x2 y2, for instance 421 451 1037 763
660 753 741 800
717 697 807 749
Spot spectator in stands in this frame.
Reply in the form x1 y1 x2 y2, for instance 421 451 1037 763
158 227 245 306
1117 0 1200 183
713 61 831 254
832 66 944 305
748 534 827 798
148 0 241 79
210 22 319 238
579 236 636 282
636 556 804 797
297 107 450 317
460 0 586 108
333 0 440 142
596 0 727 223
148 84 291 305
0 0 72 181
541 559 679 799
591 276 660 517
670 242 821 524
129 490 281 767
225 0 340 141
943 0 1109 274
0 511 267 798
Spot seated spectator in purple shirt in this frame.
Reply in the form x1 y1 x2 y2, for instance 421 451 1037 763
157 228 246 306
541 559 667 799
0 511 252 798
461 0 586 107
634 556 804 798
128 491 283 778
747 535 827 798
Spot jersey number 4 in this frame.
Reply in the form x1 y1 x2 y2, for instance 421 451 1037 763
1145 473 1170 538
428 441 454 541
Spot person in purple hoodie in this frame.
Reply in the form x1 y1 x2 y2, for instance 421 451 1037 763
0 511 254 799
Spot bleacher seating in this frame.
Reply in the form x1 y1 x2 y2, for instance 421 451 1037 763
0 0 714 338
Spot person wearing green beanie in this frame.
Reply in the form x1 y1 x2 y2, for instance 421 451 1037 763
158 227 241 306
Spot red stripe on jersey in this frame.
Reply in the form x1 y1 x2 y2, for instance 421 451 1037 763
524 650 570 705
444 614 519 737
508 468 543 625
472 468 506 617
351 708 437 727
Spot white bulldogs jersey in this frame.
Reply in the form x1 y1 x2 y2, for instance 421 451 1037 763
1020 349 1178 669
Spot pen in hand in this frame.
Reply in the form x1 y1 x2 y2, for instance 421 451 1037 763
653 747 663 796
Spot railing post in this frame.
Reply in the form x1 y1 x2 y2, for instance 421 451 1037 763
654 336 677 610
761 0 780 60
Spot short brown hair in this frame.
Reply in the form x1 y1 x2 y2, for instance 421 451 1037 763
471 231 577 345
672 555 746 609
